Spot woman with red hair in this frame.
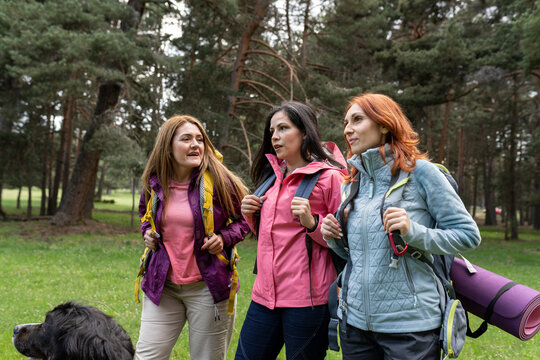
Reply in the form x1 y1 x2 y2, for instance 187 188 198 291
321 93 480 359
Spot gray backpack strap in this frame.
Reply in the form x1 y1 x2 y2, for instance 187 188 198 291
379 168 410 218
295 171 323 308
328 173 360 351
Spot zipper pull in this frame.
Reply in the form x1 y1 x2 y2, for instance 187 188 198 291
369 178 374 198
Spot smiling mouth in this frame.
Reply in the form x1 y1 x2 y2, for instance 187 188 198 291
187 152 199 157
273 145 282 151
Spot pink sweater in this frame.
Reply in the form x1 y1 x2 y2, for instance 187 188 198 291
161 181 203 284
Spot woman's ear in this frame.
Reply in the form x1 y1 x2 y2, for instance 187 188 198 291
380 126 389 135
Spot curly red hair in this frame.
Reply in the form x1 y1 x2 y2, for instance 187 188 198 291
343 93 429 183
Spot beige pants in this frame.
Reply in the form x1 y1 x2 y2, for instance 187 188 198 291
135 281 235 360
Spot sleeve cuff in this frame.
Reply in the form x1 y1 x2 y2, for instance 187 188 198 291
306 215 319 233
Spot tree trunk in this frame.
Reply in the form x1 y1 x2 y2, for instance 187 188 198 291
533 179 540 230
131 177 136 228
40 148 48 216
51 82 121 225
222 0 270 150
300 0 311 67
437 100 450 163
48 105 67 215
84 171 98 220
40 113 52 216
472 162 478 219
17 186 21 209
505 78 519 240
51 0 146 225
457 126 465 195
26 186 32 220
47 116 55 214
482 137 497 225
285 0 293 61
61 95 75 198
96 161 107 201
0 184 6 219
426 117 433 154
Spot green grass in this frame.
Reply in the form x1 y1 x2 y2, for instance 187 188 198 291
1 191 540 359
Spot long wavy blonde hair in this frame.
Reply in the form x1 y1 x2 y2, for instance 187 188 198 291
141 115 248 218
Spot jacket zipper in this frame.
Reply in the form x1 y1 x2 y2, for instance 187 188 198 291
402 257 418 308
362 158 375 330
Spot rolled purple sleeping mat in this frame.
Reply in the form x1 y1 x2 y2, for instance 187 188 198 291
450 257 540 340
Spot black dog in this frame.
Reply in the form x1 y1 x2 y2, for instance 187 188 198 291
13 302 134 360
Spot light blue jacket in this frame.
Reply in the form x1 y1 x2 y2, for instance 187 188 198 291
326 146 481 333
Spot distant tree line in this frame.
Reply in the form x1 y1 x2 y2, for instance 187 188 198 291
0 0 538 238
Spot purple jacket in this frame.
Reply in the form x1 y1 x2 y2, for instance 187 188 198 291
139 170 250 306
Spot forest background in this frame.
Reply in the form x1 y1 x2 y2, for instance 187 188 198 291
0 0 539 240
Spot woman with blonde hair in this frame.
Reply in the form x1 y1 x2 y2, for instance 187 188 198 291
321 93 481 359
135 115 249 360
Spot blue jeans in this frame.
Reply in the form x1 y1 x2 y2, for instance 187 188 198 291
235 301 329 360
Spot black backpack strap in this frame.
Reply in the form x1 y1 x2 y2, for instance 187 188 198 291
466 281 518 338
328 173 360 351
295 171 322 198
251 173 277 274
336 172 361 251
294 170 323 308
253 173 277 198
328 273 341 351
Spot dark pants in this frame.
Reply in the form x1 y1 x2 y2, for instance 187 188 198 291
340 323 441 360
235 301 329 360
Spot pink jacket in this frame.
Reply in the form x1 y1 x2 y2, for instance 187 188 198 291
246 142 347 309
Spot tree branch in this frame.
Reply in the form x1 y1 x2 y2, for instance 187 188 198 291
241 79 286 101
244 82 273 103
244 67 290 94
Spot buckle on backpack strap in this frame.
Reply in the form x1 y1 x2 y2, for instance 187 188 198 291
410 250 423 259
339 298 347 315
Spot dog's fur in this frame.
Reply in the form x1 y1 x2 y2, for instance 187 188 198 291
12 302 134 360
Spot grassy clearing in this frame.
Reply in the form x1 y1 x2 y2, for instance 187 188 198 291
1 192 539 359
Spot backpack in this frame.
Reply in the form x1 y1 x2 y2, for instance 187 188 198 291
252 169 347 306
328 164 468 359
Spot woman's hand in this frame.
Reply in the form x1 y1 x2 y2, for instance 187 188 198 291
291 197 316 229
241 194 267 216
382 207 410 235
321 214 343 239
143 229 158 250
201 233 224 255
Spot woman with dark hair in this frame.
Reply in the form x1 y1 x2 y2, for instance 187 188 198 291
235 102 347 359
135 115 249 360
321 93 481 359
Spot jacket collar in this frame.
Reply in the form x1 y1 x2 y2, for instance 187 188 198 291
266 141 348 181
348 144 394 177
